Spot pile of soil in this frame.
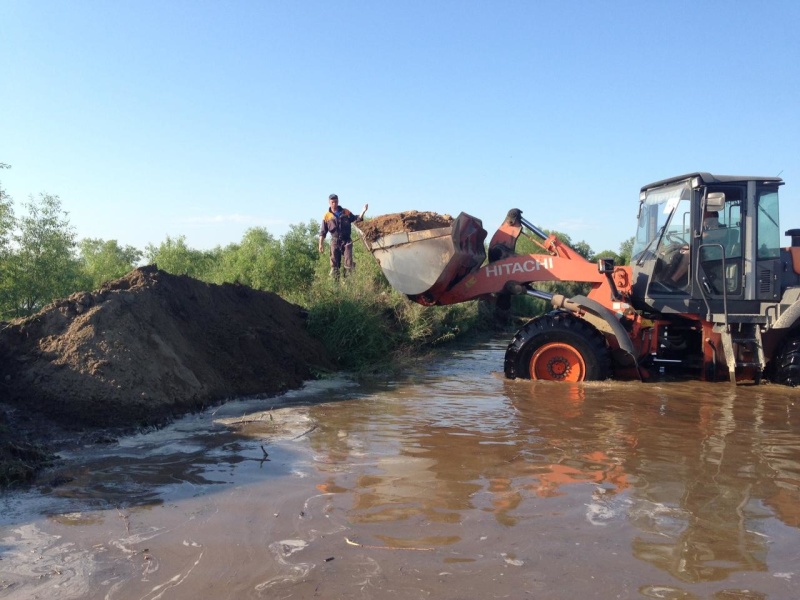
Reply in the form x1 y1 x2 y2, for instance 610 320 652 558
358 211 454 243
0 266 334 484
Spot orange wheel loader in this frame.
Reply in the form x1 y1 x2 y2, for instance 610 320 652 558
362 173 800 385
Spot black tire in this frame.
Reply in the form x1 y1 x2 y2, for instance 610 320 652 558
504 312 611 381
771 335 800 386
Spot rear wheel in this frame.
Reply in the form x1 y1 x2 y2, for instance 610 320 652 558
772 335 800 386
504 312 611 381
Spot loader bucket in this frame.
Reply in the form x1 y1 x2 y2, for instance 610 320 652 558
361 212 487 301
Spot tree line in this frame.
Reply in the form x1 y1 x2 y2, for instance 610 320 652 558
0 181 322 320
0 171 633 370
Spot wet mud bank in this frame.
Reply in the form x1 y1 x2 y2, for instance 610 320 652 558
0 266 334 484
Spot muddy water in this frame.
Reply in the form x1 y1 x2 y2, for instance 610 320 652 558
2 339 800 599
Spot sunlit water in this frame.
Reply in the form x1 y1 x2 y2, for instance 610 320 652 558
2 338 800 599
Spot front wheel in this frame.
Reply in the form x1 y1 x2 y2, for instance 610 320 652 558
504 312 611 381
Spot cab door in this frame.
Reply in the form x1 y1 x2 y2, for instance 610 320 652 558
697 196 743 298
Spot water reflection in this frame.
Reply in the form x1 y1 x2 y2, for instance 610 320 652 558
510 381 800 583
306 362 800 586
3 341 800 598
619 384 800 583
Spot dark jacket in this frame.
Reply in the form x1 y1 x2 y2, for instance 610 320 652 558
319 207 361 242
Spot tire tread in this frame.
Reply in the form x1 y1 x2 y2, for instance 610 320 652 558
504 312 611 380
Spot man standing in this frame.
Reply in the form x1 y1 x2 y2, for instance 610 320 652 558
318 194 368 279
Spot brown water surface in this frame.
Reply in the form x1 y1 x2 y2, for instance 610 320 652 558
2 338 800 599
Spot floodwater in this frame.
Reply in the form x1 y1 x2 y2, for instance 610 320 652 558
2 339 800 600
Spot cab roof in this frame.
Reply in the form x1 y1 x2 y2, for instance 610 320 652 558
641 172 784 192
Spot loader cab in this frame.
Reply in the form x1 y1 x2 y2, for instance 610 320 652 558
630 173 784 316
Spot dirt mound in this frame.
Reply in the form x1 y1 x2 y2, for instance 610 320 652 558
358 211 454 243
0 266 334 435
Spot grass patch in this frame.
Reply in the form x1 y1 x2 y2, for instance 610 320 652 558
304 257 503 375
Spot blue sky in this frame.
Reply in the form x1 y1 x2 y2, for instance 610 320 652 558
2 1 798 255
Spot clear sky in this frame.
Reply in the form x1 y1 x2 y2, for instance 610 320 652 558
2 1 798 255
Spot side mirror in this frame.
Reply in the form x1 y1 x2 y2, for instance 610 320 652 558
706 192 725 211
597 258 615 274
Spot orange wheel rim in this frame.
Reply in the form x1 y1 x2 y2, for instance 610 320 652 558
529 343 586 382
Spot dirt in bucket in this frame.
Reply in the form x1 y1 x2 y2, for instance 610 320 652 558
357 211 454 243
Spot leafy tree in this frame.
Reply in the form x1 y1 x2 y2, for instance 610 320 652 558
224 227 280 290
0 165 13 255
276 221 321 296
593 248 621 263
618 236 634 265
594 236 635 267
0 166 12 248
78 238 143 289
207 223 319 298
4 193 81 317
145 235 217 280
0 193 13 248
0 174 16 314
201 242 241 285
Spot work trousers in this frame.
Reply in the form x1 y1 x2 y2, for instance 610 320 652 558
329 237 355 278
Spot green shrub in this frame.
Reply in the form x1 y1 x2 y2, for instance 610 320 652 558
305 268 395 372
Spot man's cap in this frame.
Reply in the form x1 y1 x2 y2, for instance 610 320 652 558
329 194 338 200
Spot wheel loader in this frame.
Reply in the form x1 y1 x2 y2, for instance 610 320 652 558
362 172 800 385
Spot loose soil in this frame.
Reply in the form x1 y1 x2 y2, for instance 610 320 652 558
0 266 334 484
358 211 454 243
